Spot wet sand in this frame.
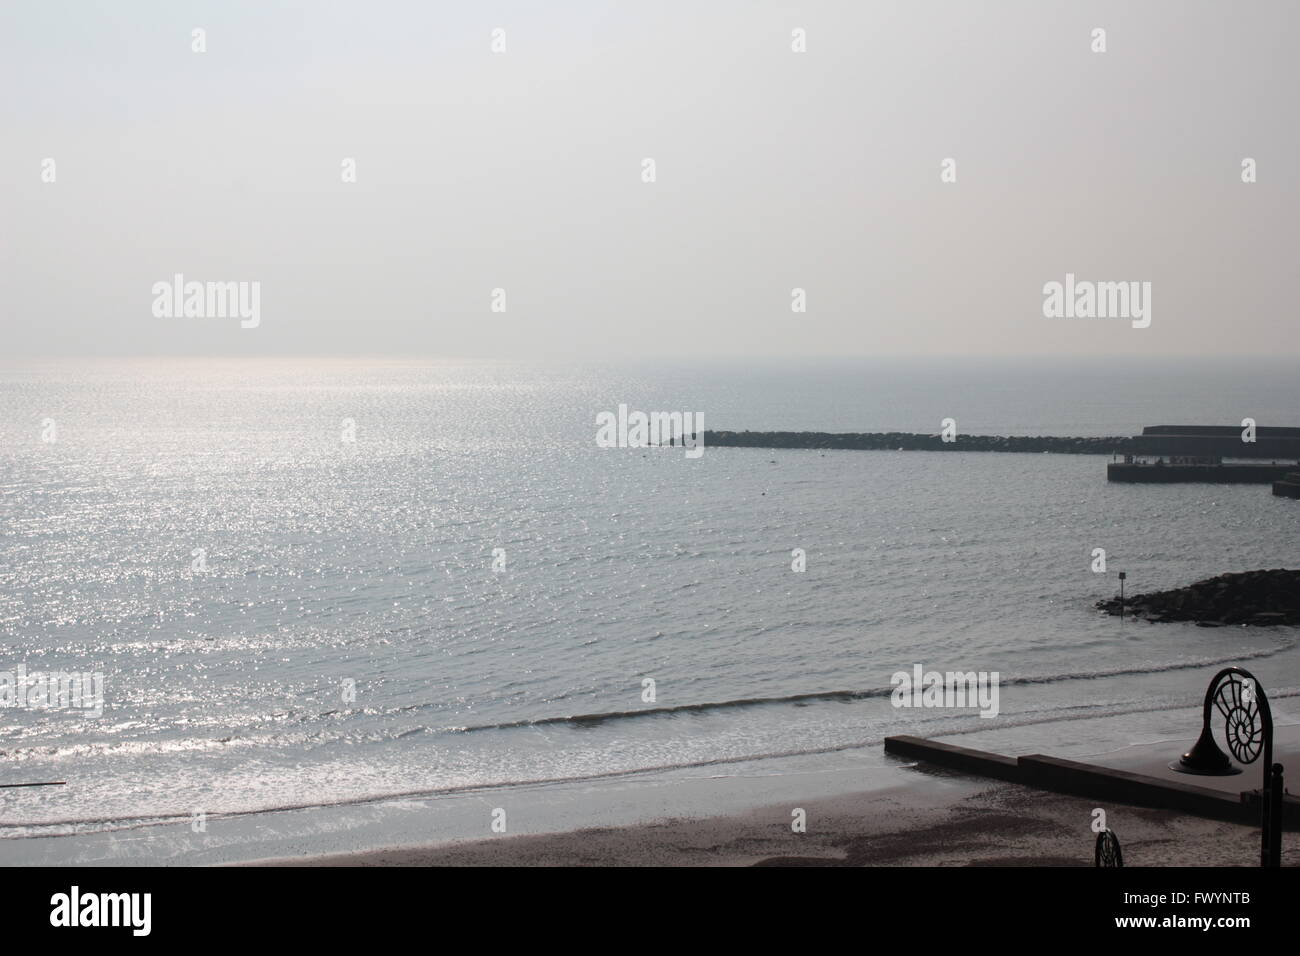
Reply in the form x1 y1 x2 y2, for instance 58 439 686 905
255 765 1296 867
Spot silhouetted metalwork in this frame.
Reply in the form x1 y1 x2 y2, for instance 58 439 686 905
1094 828 1123 867
1217 672 1266 764
1171 667 1281 866
1266 763 1283 869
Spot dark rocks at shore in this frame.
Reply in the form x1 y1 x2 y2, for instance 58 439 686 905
699 430 1133 455
1096 569 1300 626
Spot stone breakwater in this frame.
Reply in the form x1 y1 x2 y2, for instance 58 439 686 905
695 431 1133 454
1096 569 1300 626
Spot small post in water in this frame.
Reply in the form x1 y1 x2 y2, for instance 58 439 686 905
1118 571 1126 621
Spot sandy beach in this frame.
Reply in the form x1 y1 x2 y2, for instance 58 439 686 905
256 757 1300 867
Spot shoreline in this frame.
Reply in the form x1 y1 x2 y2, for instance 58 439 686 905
248 730 1300 867
10 702 1299 867
249 770 1294 867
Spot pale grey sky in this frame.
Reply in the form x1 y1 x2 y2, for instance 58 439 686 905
2 0 1296 358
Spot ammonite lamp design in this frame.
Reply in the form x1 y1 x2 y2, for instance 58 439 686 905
1172 667 1270 776
1094 828 1123 868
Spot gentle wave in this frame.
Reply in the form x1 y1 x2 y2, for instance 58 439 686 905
6 679 1299 839
3 637 1291 765
450 639 1294 734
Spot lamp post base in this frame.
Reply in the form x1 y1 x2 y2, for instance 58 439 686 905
1168 759 1242 775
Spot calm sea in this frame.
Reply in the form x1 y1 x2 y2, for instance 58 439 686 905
2 356 1298 855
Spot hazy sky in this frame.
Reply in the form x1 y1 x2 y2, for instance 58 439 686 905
2 0 1297 358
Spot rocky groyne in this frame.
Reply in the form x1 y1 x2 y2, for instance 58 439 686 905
1096 569 1300 626
698 430 1132 454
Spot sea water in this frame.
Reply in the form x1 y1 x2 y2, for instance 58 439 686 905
2 356 1297 860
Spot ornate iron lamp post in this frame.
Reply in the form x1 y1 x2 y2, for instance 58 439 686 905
1171 666 1282 866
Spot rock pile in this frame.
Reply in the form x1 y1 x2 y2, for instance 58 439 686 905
1096 569 1300 626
